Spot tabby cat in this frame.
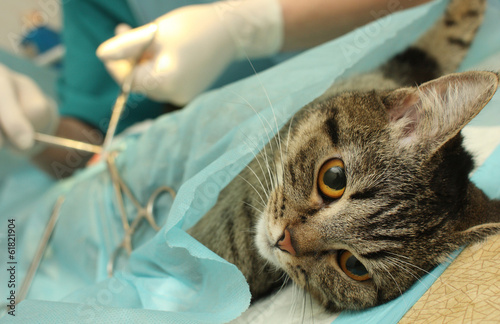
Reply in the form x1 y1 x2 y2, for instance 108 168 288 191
189 0 500 311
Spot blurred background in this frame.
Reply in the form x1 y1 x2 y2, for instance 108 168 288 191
1 1 62 67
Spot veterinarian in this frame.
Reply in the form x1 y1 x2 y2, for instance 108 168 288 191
0 0 430 177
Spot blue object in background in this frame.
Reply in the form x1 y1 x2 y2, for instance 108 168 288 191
21 26 61 55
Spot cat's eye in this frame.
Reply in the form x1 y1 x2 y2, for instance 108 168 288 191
318 159 346 199
338 250 371 281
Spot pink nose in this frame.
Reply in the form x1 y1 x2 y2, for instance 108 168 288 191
277 228 296 256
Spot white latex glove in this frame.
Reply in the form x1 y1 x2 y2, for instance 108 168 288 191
96 0 283 106
0 64 59 154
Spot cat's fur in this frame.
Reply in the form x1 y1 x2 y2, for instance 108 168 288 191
189 0 500 311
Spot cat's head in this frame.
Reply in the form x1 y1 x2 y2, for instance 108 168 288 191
255 71 500 311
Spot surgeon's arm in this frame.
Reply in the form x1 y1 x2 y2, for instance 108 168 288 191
280 0 432 51
98 0 432 106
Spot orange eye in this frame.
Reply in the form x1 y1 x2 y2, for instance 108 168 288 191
318 159 346 199
339 250 371 281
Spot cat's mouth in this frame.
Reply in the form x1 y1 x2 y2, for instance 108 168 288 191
255 214 312 261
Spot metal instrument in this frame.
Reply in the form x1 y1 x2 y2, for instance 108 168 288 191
105 151 175 276
34 22 159 158
34 132 102 154
14 22 174 303
3 196 65 312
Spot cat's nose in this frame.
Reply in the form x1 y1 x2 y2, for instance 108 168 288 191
276 228 296 256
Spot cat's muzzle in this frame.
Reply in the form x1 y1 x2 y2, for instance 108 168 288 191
275 228 297 256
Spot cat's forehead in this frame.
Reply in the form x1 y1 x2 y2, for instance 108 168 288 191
290 92 389 151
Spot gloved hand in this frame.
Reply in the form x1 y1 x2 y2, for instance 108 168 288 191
0 63 59 154
96 0 283 106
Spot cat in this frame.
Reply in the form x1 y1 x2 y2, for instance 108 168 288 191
188 0 500 312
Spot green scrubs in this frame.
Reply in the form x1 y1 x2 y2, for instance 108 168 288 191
58 0 164 134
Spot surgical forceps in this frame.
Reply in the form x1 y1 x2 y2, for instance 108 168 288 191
105 151 175 276
34 22 160 158
11 22 174 303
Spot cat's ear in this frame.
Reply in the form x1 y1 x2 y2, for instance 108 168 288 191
384 71 499 152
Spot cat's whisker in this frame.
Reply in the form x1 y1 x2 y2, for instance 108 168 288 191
279 116 294 194
379 261 411 311
248 146 277 204
379 259 415 311
289 283 301 322
384 257 431 292
262 147 278 194
240 131 273 196
245 163 271 203
385 252 445 281
242 200 264 215
383 255 461 303
385 251 411 260
237 175 266 208
227 91 276 146
256 258 270 276
229 93 280 197
285 115 296 156
241 163 270 203
255 252 283 277
306 280 315 324
275 134 286 188
254 135 278 196
231 97 279 171
272 124 287 193
234 66 283 196
293 287 305 324
271 116 286 192
255 134 278 193
278 273 291 292
384 255 464 311
283 114 296 182
384 253 461 294
240 55 285 183
300 287 308 324
272 158 281 190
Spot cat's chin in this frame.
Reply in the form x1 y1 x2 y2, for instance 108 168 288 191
255 214 281 267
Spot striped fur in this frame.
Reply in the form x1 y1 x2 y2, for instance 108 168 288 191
189 0 500 311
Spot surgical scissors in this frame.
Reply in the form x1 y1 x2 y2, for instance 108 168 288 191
105 151 175 276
